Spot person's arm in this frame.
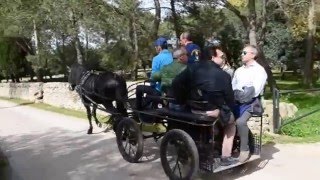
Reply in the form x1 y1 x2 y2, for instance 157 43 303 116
223 74 235 108
151 57 160 76
172 67 191 103
252 68 268 96
151 71 161 82
231 69 238 91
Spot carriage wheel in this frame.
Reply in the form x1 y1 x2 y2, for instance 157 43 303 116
116 118 143 163
160 129 199 180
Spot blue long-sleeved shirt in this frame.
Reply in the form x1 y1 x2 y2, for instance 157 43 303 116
151 49 173 91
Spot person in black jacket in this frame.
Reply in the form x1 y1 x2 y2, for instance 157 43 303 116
171 49 237 166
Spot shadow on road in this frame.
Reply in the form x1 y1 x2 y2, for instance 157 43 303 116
200 142 280 180
1 127 167 180
1 126 280 180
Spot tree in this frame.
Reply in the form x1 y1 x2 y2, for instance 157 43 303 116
303 0 316 86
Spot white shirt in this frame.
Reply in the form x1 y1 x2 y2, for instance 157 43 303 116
232 61 268 97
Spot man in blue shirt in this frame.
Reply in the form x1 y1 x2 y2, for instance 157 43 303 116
135 37 173 110
180 32 201 64
151 37 173 91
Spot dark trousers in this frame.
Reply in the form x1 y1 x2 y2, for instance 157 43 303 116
135 85 161 110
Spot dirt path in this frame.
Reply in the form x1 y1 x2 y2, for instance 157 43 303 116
0 100 319 180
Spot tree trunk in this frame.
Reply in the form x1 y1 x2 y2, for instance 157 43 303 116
170 0 181 41
303 0 315 87
74 34 83 65
71 10 84 65
246 0 276 91
248 0 257 46
33 20 40 56
130 1 139 80
85 29 89 62
153 0 161 40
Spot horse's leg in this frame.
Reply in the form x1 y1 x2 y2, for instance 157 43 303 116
92 104 102 127
85 104 93 134
103 101 120 131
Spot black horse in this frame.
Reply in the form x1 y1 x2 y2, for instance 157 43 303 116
68 63 128 134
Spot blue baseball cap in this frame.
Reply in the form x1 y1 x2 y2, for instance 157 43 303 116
154 37 168 47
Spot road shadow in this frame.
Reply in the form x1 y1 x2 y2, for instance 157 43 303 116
1 127 167 180
1 124 280 180
0 102 34 110
199 142 280 180
139 137 161 163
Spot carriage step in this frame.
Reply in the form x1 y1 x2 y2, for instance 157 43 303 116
200 155 261 173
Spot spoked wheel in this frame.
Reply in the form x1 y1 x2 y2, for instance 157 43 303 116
160 129 199 180
116 118 143 163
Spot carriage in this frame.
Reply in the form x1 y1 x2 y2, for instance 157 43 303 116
114 80 263 180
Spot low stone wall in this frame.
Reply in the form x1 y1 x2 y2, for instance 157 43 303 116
249 99 298 133
42 82 85 111
0 83 43 102
0 82 298 133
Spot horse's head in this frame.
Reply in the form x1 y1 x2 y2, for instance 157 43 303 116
68 63 86 91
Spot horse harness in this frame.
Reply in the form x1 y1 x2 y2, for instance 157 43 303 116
75 70 123 109
75 71 93 96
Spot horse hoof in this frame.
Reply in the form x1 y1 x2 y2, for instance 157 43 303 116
87 129 93 134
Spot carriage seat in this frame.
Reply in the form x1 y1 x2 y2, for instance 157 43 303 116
156 108 219 125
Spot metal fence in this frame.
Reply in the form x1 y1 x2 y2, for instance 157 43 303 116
272 88 320 133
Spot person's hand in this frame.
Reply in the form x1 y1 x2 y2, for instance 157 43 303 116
206 109 220 118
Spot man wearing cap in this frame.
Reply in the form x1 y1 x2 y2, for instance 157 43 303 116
151 37 174 91
135 37 173 110
180 32 201 64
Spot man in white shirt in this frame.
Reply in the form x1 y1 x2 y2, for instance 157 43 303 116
232 45 267 162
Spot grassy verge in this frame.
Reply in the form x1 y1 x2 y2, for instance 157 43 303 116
279 92 320 138
0 97 109 122
262 133 320 144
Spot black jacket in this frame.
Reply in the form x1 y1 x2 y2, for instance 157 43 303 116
172 61 235 111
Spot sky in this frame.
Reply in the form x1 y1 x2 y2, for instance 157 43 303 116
140 0 180 19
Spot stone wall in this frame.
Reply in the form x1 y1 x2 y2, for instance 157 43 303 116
248 99 298 133
42 82 85 111
0 82 298 133
0 82 43 102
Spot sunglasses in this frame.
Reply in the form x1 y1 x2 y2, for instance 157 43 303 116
241 51 254 56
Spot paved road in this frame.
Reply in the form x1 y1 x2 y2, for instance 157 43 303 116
0 100 320 180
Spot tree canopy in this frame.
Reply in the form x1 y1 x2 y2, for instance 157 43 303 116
0 0 318 85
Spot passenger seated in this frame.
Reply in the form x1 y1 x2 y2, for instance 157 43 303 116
135 37 173 110
152 47 188 111
232 45 267 162
171 50 237 166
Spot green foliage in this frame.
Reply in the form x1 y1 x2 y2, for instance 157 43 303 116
280 92 320 137
0 37 28 78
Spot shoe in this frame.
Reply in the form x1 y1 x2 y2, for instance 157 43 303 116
238 150 250 163
220 156 238 166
